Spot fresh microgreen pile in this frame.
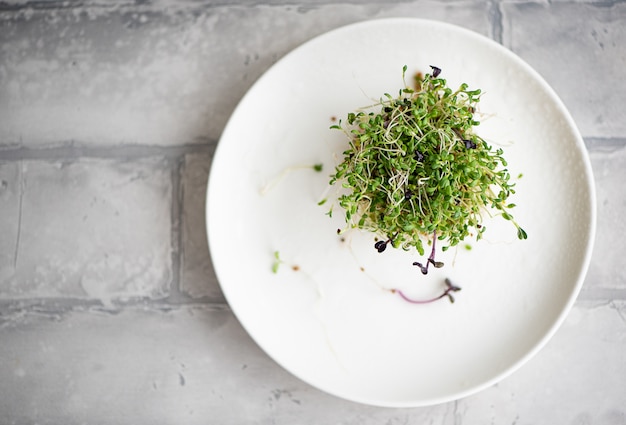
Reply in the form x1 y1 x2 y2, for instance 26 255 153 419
329 65 526 273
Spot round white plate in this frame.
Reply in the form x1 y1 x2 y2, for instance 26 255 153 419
206 18 595 407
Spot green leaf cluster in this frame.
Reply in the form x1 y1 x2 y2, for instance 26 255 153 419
329 67 526 254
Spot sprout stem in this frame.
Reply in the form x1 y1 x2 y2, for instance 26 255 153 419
396 278 461 304
412 231 444 274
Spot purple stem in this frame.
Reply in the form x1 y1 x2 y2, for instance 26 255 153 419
413 230 441 274
397 290 448 304
427 231 438 264
396 278 461 304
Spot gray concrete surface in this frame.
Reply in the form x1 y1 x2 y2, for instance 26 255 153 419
1 1 625 423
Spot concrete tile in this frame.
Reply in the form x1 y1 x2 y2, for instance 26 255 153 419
0 158 173 304
180 152 222 301
584 146 626 292
0 2 490 147
0 305 453 425
501 2 626 138
458 300 626 423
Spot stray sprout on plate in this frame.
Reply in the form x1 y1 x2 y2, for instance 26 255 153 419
328 65 527 303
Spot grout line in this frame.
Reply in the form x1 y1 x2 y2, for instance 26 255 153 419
0 298 231 324
577 288 626 302
487 0 503 45
166 154 188 305
0 0 418 13
584 137 626 152
13 161 25 270
0 142 217 161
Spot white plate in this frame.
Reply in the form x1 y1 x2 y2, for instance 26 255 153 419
206 18 596 407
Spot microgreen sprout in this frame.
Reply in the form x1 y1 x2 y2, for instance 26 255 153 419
261 163 325 195
413 231 444 274
271 251 283 274
396 278 461 304
329 65 526 273
374 238 393 253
